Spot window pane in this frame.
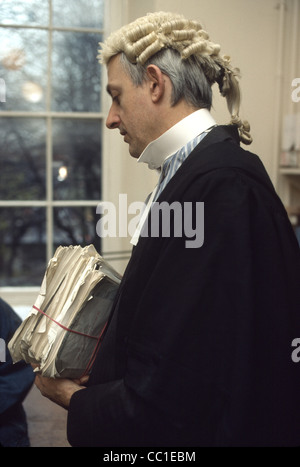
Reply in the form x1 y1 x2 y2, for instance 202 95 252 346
52 119 101 201
0 28 47 111
53 207 100 251
0 118 46 201
0 0 49 26
51 31 101 112
52 0 104 29
0 207 46 286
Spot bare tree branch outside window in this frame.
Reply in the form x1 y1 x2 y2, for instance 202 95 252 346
0 0 104 286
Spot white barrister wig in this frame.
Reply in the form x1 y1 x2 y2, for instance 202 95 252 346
98 12 252 145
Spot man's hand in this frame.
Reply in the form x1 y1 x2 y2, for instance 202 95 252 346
34 373 88 409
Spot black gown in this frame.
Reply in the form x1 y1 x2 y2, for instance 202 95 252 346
67 125 300 447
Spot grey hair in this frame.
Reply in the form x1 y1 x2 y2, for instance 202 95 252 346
120 48 213 110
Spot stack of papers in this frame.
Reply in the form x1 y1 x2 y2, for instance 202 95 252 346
8 245 122 379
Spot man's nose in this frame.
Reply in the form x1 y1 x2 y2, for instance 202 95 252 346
106 106 120 129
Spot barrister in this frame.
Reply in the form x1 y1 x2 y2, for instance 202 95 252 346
35 12 300 447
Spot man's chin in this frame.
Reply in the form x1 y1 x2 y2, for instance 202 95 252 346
128 146 142 160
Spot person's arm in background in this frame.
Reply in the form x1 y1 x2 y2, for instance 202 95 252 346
0 298 35 446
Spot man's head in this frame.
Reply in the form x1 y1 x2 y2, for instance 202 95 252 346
99 11 252 157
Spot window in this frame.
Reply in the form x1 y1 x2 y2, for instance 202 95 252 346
0 0 104 287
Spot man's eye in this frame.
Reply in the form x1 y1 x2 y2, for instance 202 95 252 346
112 95 120 104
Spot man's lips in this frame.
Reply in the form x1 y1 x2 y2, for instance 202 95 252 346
120 131 128 142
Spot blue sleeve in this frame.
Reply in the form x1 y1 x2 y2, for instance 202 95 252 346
0 298 35 415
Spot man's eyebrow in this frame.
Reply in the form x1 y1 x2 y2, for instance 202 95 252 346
106 84 121 96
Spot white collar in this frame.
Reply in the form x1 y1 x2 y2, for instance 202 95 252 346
137 108 217 170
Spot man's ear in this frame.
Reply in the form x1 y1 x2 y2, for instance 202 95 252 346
146 64 165 103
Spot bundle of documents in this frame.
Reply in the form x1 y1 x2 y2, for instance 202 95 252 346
8 245 122 379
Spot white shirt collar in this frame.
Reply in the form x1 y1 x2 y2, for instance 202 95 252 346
137 108 216 170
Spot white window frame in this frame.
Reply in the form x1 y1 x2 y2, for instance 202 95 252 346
0 0 132 312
